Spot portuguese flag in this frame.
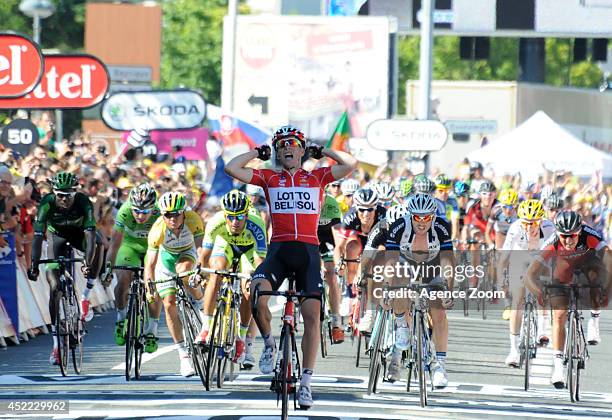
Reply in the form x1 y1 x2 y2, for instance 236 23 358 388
326 111 351 151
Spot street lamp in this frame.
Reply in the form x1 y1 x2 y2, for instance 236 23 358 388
19 0 61 144
19 0 55 44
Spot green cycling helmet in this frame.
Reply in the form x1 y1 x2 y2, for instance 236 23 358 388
398 179 413 198
51 172 78 191
159 192 186 213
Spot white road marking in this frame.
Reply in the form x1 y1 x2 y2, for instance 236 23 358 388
111 344 179 370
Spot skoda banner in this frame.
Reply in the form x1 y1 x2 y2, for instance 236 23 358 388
101 90 207 131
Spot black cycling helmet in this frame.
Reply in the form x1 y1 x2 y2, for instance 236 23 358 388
544 193 564 211
554 210 582 234
470 161 483 172
479 180 496 193
271 125 306 149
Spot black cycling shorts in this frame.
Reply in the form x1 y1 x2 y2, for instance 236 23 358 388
252 241 323 296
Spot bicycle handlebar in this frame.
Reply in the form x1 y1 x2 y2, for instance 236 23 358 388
37 257 84 265
199 267 250 280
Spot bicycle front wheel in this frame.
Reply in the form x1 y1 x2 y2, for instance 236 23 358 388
416 312 428 407
207 301 224 388
367 312 385 395
523 302 535 391
181 302 208 389
280 323 291 420
568 314 580 402
70 287 84 375
134 291 146 380
55 293 70 377
125 293 137 381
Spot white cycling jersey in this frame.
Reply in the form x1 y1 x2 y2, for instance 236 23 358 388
502 218 556 251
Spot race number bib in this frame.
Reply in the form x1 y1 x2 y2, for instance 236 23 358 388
268 187 320 215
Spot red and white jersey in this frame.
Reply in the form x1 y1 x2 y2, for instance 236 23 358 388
250 167 336 245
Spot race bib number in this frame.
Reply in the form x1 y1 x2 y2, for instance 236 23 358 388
269 187 320 214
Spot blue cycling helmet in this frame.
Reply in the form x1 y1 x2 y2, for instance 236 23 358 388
454 181 469 197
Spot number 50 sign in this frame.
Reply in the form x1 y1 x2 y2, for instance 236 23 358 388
0 118 39 155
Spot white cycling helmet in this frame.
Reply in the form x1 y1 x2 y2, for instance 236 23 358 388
353 188 379 208
373 182 395 202
407 193 437 215
341 179 360 196
386 204 408 224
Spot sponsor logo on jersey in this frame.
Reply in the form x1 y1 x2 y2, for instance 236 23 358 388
269 187 320 214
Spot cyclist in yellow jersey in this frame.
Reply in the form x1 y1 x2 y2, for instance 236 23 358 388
144 192 205 378
197 190 267 369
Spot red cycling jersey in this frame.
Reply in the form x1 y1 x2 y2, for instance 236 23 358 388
464 199 497 241
536 224 608 283
250 167 336 245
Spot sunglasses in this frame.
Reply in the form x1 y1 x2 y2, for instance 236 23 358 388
357 207 375 213
330 184 341 188
226 214 246 221
56 191 76 199
559 232 580 239
503 205 516 210
436 187 451 192
163 211 183 219
412 214 435 223
276 139 303 149
521 220 540 227
133 208 153 215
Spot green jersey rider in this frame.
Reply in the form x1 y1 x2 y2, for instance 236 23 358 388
101 183 163 353
28 172 104 366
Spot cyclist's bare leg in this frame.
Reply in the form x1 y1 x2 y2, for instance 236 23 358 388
203 256 227 318
240 277 252 328
113 270 132 314
300 298 321 370
509 279 525 335
323 260 340 319
251 278 273 337
162 293 184 343
551 295 569 352
345 239 361 287
46 269 60 326
430 301 448 352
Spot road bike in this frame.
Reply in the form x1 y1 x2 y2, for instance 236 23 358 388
366 282 398 395
518 289 538 391
37 252 85 377
111 265 146 381
405 281 442 408
545 271 601 402
202 266 250 388
152 268 209 389
252 276 321 420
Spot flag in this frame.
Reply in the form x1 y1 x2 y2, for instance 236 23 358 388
207 104 270 149
208 155 235 198
326 111 351 152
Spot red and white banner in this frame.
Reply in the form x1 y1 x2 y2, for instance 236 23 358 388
0 54 109 109
0 33 44 99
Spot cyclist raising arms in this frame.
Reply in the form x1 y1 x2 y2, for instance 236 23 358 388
144 192 205 377
103 183 162 353
198 190 267 369
525 210 612 388
28 172 104 365
225 125 357 409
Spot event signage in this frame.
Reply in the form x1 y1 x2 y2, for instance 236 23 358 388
0 54 110 109
121 127 210 161
0 233 18 330
101 90 207 131
0 118 39 155
0 33 44 99
444 119 498 134
366 119 448 151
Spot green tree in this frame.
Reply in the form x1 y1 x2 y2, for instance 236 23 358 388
160 0 230 104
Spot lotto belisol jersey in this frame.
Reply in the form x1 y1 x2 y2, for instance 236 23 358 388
250 167 336 245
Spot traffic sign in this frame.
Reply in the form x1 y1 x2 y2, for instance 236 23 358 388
366 119 448 151
444 119 498 134
0 118 39 155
